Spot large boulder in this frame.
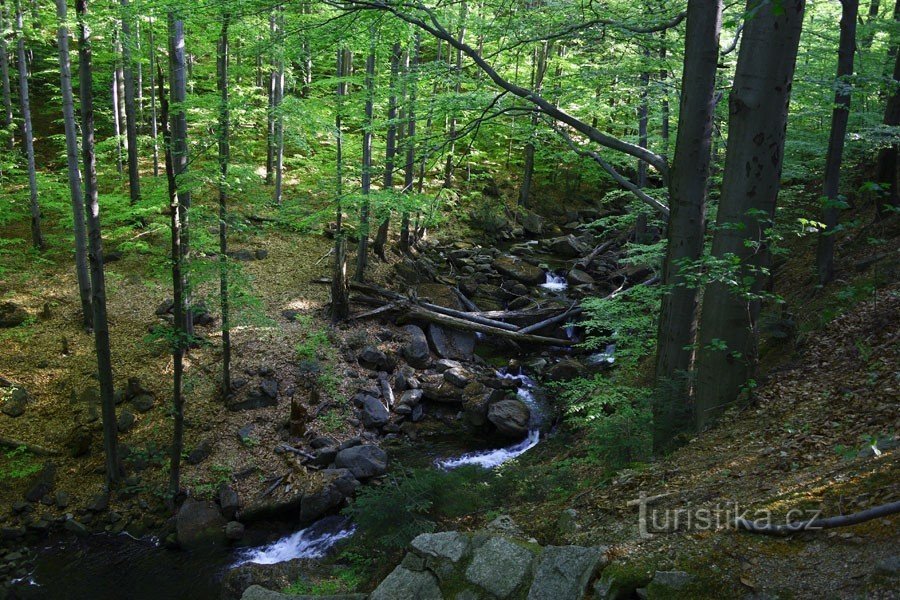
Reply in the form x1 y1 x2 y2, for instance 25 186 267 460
545 235 587 258
370 566 442 600
0 302 27 328
333 445 388 479
492 256 545 286
401 325 431 368
1 384 29 417
176 499 227 548
354 395 390 429
417 283 462 310
519 210 545 236
357 346 395 372
427 324 474 362
411 531 470 563
547 359 583 381
466 536 536 599
488 399 531 438
526 545 607 600
567 268 595 286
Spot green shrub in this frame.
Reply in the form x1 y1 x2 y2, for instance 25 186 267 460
0 446 41 481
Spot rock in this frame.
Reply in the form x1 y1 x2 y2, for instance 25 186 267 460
176 499 227 548
567 268 595 285
1 527 26 540
64 518 91 537
466 536 535 599
545 235 586 258
260 378 278 399
434 358 462 373
422 376 464 403
24 463 56 502
186 439 213 465
1 384 29 417
0 302 27 328
354 395 390 429
875 556 900 576
131 393 155 413
411 531 470 563
462 383 496 427
228 386 278 411
87 492 109 512
526 545 607 600
492 256 545 286
370 566 443 600
402 325 431 368
117 408 136 433
65 426 92 457
395 257 436 285
417 283 463 310
443 366 474 388
647 570 693 593
547 359 583 381
427 324 475 362
311 446 338 467
334 445 388 479
219 485 241 519
358 346 395 372
55 491 70 509
237 424 257 443
398 389 423 407
155 299 175 316
225 521 245 541
519 210 544 236
227 249 255 261
309 435 336 449
488 399 531 438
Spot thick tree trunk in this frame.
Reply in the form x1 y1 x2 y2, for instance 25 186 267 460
218 13 231 397
693 0 805 432
331 47 350 322
355 28 376 282
273 7 284 205
816 0 859 285
76 0 120 485
374 42 402 261
652 0 722 452
443 0 467 189
56 0 92 330
0 1 14 150
15 0 42 250
120 0 141 205
148 15 159 176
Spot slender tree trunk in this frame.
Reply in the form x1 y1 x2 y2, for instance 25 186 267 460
15 0 42 250
56 0 92 330
330 47 350 322
693 0 805 432
273 7 284 204
218 13 231 398
374 42 402 261
135 17 142 126
443 0 467 189
355 28 376 282
519 41 550 208
0 1 14 150
265 12 275 185
875 0 900 218
76 0 120 485
652 0 723 452
816 0 859 285
418 39 443 192
400 35 419 253
660 34 670 159
112 32 124 176
120 0 141 205
148 15 159 176
635 47 652 243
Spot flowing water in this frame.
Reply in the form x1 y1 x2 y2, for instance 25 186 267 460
539 270 568 292
234 516 355 566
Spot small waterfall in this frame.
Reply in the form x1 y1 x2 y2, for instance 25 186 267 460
539 271 568 292
437 368 545 470
234 516 355 566
587 343 616 366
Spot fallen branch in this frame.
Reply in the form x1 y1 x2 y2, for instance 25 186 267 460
261 473 287 498
349 303 397 321
0 436 59 457
518 302 581 335
737 500 900 535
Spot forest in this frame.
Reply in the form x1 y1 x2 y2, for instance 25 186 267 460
0 0 898 598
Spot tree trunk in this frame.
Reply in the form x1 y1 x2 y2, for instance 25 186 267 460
653 0 723 452
355 28 376 282
76 0 120 485
693 0 805 432
56 0 92 330
15 0 43 250
875 0 900 218
519 41 550 208
443 0 467 189
218 13 231 397
660 33 670 158
120 0 141 205
148 15 159 176
635 46 652 243
374 41 402 261
816 0 859 285
273 7 284 204
0 0 14 150
265 12 275 186
113 28 124 175
331 47 350 322
400 34 420 252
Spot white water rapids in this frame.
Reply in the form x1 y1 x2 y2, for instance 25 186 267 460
234 516 356 566
539 271 568 292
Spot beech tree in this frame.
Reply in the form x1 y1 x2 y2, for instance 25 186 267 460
0 0 14 150
15 0 43 250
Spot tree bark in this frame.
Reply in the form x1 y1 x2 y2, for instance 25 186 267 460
330 47 350 322
217 13 231 397
816 0 859 285
374 41 402 261
148 15 159 176
120 0 141 205
0 0 14 150
273 7 285 204
15 0 42 250
265 12 275 186
76 0 120 485
652 0 722 452
56 0 92 330
519 41 550 208
355 27 376 282
400 36 420 252
443 0 467 189
693 0 805 432
875 0 900 218
112 28 124 175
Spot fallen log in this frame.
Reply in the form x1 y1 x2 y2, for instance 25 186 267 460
518 302 583 335
349 303 397 321
0 436 59 457
737 500 900 535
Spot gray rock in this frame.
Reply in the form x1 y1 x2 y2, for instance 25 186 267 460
434 359 463 373
370 566 443 600
219 484 241 519
358 346 395 372
309 435 336 449
875 555 900 576
492 256 545 286
55 491 70 509
411 531 470 563
526 545 607 600
547 359 583 382
63 518 91 537
402 325 431 368
355 395 390 429
488 399 531 438
87 492 109 512
311 446 338 467
225 521 245 541
334 444 388 479
545 235 586 258
24 463 56 503
649 570 693 590
567 268 594 285
427 324 475 361
1 385 29 417
593 569 651 600
131 393 155 413
117 408 136 433
186 439 213 465
0 302 27 328
444 366 473 388
176 499 227 548
466 536 535 599
260 378 278 399
398 389 423 407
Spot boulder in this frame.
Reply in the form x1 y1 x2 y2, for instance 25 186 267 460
117 408 136 433
354 395 390 429
299 469 359 523
488 399 531 438
526 545 606 600
227 386 278 411
417 283 463 310
370 566 443 600
333 445 388 479
547 359 583 382
401 325 431 368
567 269 595 286
422 377 463 403
443 366 473 388
24 462 56 502
65 426 92 457
545 235 586 258
176 499 227 548
646 570 694 596
519 210 544 236
395 258 436 285
1 385 29 417
427 324 475 362
63 518 91 537
219 484 241 519
411 531 470 563
186 439 213 465
357 346 395 372
131 393 155 413
0 302 27 328
465 536 536 599
492 256 545 286
225 521 245 541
